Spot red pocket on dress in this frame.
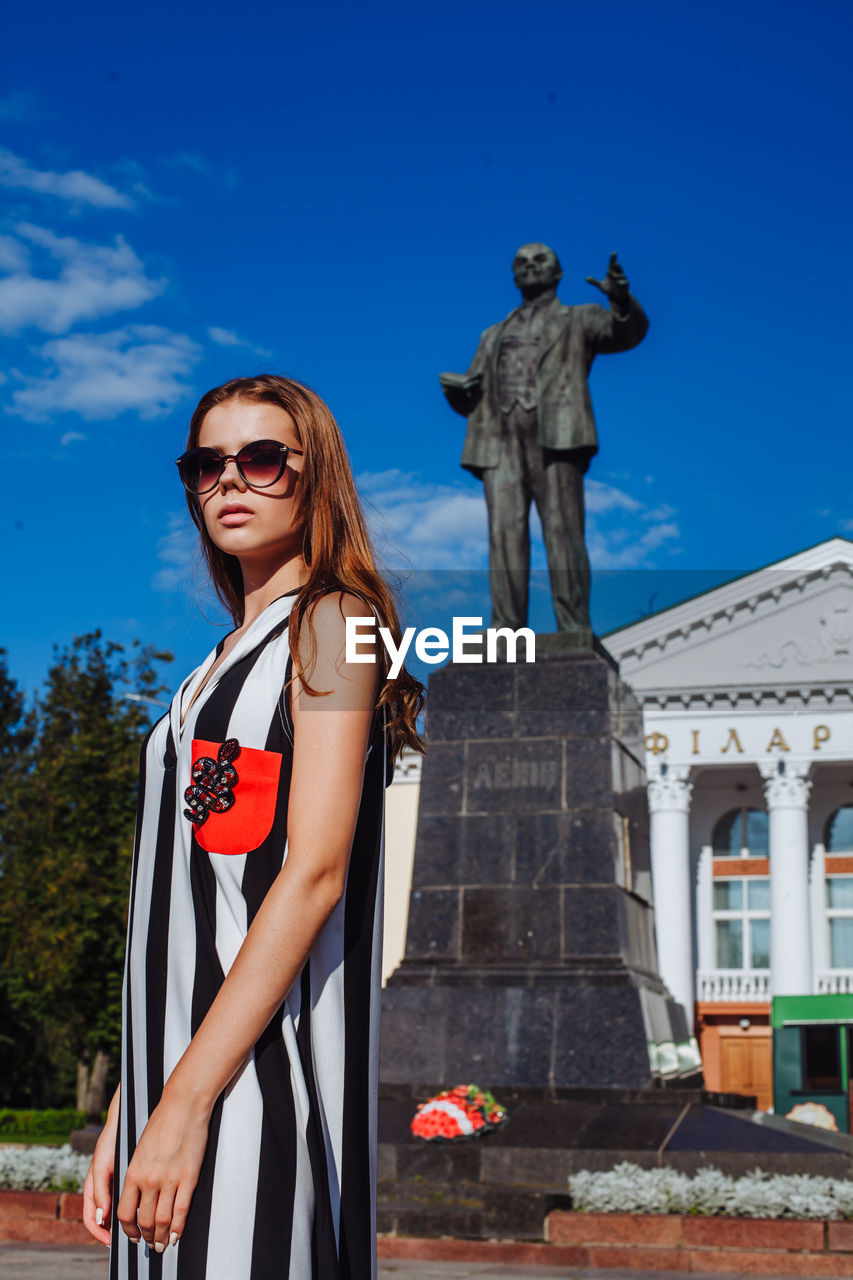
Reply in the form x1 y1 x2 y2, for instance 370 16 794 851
189 738 282 856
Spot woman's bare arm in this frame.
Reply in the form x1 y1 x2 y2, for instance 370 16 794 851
83 1084 121 1246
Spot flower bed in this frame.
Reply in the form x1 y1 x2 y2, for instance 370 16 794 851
0 1144 90 1192
569 1161 853 1219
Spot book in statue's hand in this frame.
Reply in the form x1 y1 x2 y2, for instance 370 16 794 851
438 371 483 390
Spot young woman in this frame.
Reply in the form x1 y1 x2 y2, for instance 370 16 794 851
83 375 423 1279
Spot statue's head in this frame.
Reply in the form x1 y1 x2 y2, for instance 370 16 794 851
512 243 562 296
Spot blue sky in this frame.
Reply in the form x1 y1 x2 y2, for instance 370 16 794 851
1 0 851 696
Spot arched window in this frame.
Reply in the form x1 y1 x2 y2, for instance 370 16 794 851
711 807 770 971
712 807 769 859
825 806 853 853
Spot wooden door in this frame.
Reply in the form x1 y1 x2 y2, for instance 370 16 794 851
721 1035 773 1110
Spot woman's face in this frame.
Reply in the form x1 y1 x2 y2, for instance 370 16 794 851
196 399 305 569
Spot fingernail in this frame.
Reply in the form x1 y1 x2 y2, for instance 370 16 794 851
155 1242 165 1254
169 1232 179 1247
95 1207 103 1226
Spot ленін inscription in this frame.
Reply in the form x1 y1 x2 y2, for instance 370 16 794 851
471 759 559 790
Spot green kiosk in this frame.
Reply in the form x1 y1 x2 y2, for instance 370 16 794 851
772 994 853 1132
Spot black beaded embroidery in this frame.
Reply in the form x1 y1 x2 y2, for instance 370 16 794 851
184 738 241 826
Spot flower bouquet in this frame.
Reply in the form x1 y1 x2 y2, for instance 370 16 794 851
410 1084 507 1143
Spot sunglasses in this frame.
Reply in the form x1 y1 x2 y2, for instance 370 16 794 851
176 439 304 495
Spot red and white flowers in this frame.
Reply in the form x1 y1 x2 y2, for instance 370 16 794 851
410 1084 507 1143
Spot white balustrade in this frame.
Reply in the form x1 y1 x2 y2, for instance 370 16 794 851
697 969 770 1002
816 970 853 994
701 969 853 998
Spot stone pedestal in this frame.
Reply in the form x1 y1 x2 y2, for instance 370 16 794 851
380 640 693 1090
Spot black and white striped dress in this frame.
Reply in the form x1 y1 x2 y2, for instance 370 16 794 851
109 591 387 1280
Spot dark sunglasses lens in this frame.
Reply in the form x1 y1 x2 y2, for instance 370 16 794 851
238 442 284 487
182 450 222 493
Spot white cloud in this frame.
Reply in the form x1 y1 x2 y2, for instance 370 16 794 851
167 152 209 174
570 475 681 567
207 325 272 358
7 325 202 422
587 517 681 568
0 148 133 209
357 469 488 569
162 152 237 189
585 478 643 515
208 326 243 347
356 468 680 573
60 430 86 445
0 234 30 272
152 511 199 592
0 223 165 334
640 503 677 522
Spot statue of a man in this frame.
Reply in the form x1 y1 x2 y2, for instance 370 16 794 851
440 245 649 636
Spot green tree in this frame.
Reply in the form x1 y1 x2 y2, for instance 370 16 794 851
0 649 39 1104
0 634 171 1112
0 647 36 854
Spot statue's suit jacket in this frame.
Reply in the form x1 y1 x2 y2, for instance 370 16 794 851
459 294 649 474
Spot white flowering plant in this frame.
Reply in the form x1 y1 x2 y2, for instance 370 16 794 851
568 1162 853 1219
0 1143 91 1192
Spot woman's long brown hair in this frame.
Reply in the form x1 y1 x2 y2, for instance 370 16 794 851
183 375 424 758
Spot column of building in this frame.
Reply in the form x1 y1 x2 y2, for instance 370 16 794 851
647 767 694 1015
759 762 813 996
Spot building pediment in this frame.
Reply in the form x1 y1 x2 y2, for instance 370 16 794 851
605 539 853 701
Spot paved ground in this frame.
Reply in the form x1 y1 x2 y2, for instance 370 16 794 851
0 1245 801 1280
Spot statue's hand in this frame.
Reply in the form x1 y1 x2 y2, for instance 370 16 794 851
585 252 630 306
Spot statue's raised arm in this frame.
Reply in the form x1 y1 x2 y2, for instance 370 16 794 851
583 250 649 352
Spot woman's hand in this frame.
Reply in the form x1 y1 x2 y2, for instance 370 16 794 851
82 1102 118 1247
115 1091 210 1252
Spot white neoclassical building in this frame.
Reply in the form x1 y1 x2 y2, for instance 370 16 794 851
602 536 853 1106
382 536 853 1109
